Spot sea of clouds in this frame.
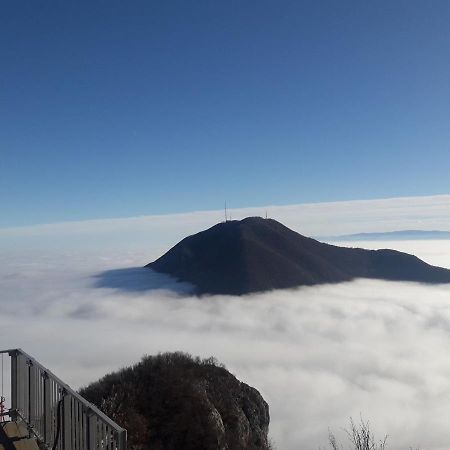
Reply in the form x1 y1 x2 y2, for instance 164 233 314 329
2 195 450 450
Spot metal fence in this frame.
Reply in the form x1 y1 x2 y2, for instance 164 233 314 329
0 349 126 450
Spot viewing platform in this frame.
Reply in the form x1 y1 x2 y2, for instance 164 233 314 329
0 349 126 450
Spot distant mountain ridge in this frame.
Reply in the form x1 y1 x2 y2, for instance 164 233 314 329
323 230 450 241
146 217 450 295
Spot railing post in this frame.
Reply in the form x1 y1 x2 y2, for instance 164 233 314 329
87 411 97 450
28 360 35 429
118 429 127 450
63 394 72 450
43 371 51 444
9 350 18 419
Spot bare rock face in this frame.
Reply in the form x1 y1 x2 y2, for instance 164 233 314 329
80 352 270 450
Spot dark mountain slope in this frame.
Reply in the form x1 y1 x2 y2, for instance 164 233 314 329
80 352 270 450
146 217 450 295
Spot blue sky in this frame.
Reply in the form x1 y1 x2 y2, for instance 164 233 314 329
2 1 450 227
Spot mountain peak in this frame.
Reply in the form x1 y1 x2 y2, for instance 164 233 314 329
146 217 450 295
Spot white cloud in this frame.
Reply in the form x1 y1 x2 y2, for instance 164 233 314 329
2 195 450 449
1 194 450 254
1 236 450 449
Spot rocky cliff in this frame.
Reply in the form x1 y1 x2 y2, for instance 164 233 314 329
80 352 270 450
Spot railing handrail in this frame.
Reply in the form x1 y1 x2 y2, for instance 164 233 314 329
0 348 125 433
0 348 127 450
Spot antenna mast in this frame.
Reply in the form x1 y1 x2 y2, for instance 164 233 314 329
225 201 228 222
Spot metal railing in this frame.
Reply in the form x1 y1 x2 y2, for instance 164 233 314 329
0 349 126 450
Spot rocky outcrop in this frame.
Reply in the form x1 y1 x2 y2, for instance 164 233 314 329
80 352 270 450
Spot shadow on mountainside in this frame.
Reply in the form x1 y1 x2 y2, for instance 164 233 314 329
93 267 195 294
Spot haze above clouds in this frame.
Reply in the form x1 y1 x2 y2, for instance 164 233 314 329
1 195 450 449
2 194 450 255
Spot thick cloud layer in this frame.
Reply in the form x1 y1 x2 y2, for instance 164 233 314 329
1 236 450 449
2 196 450 449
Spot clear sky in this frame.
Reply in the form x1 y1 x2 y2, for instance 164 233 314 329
2 1 450 227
